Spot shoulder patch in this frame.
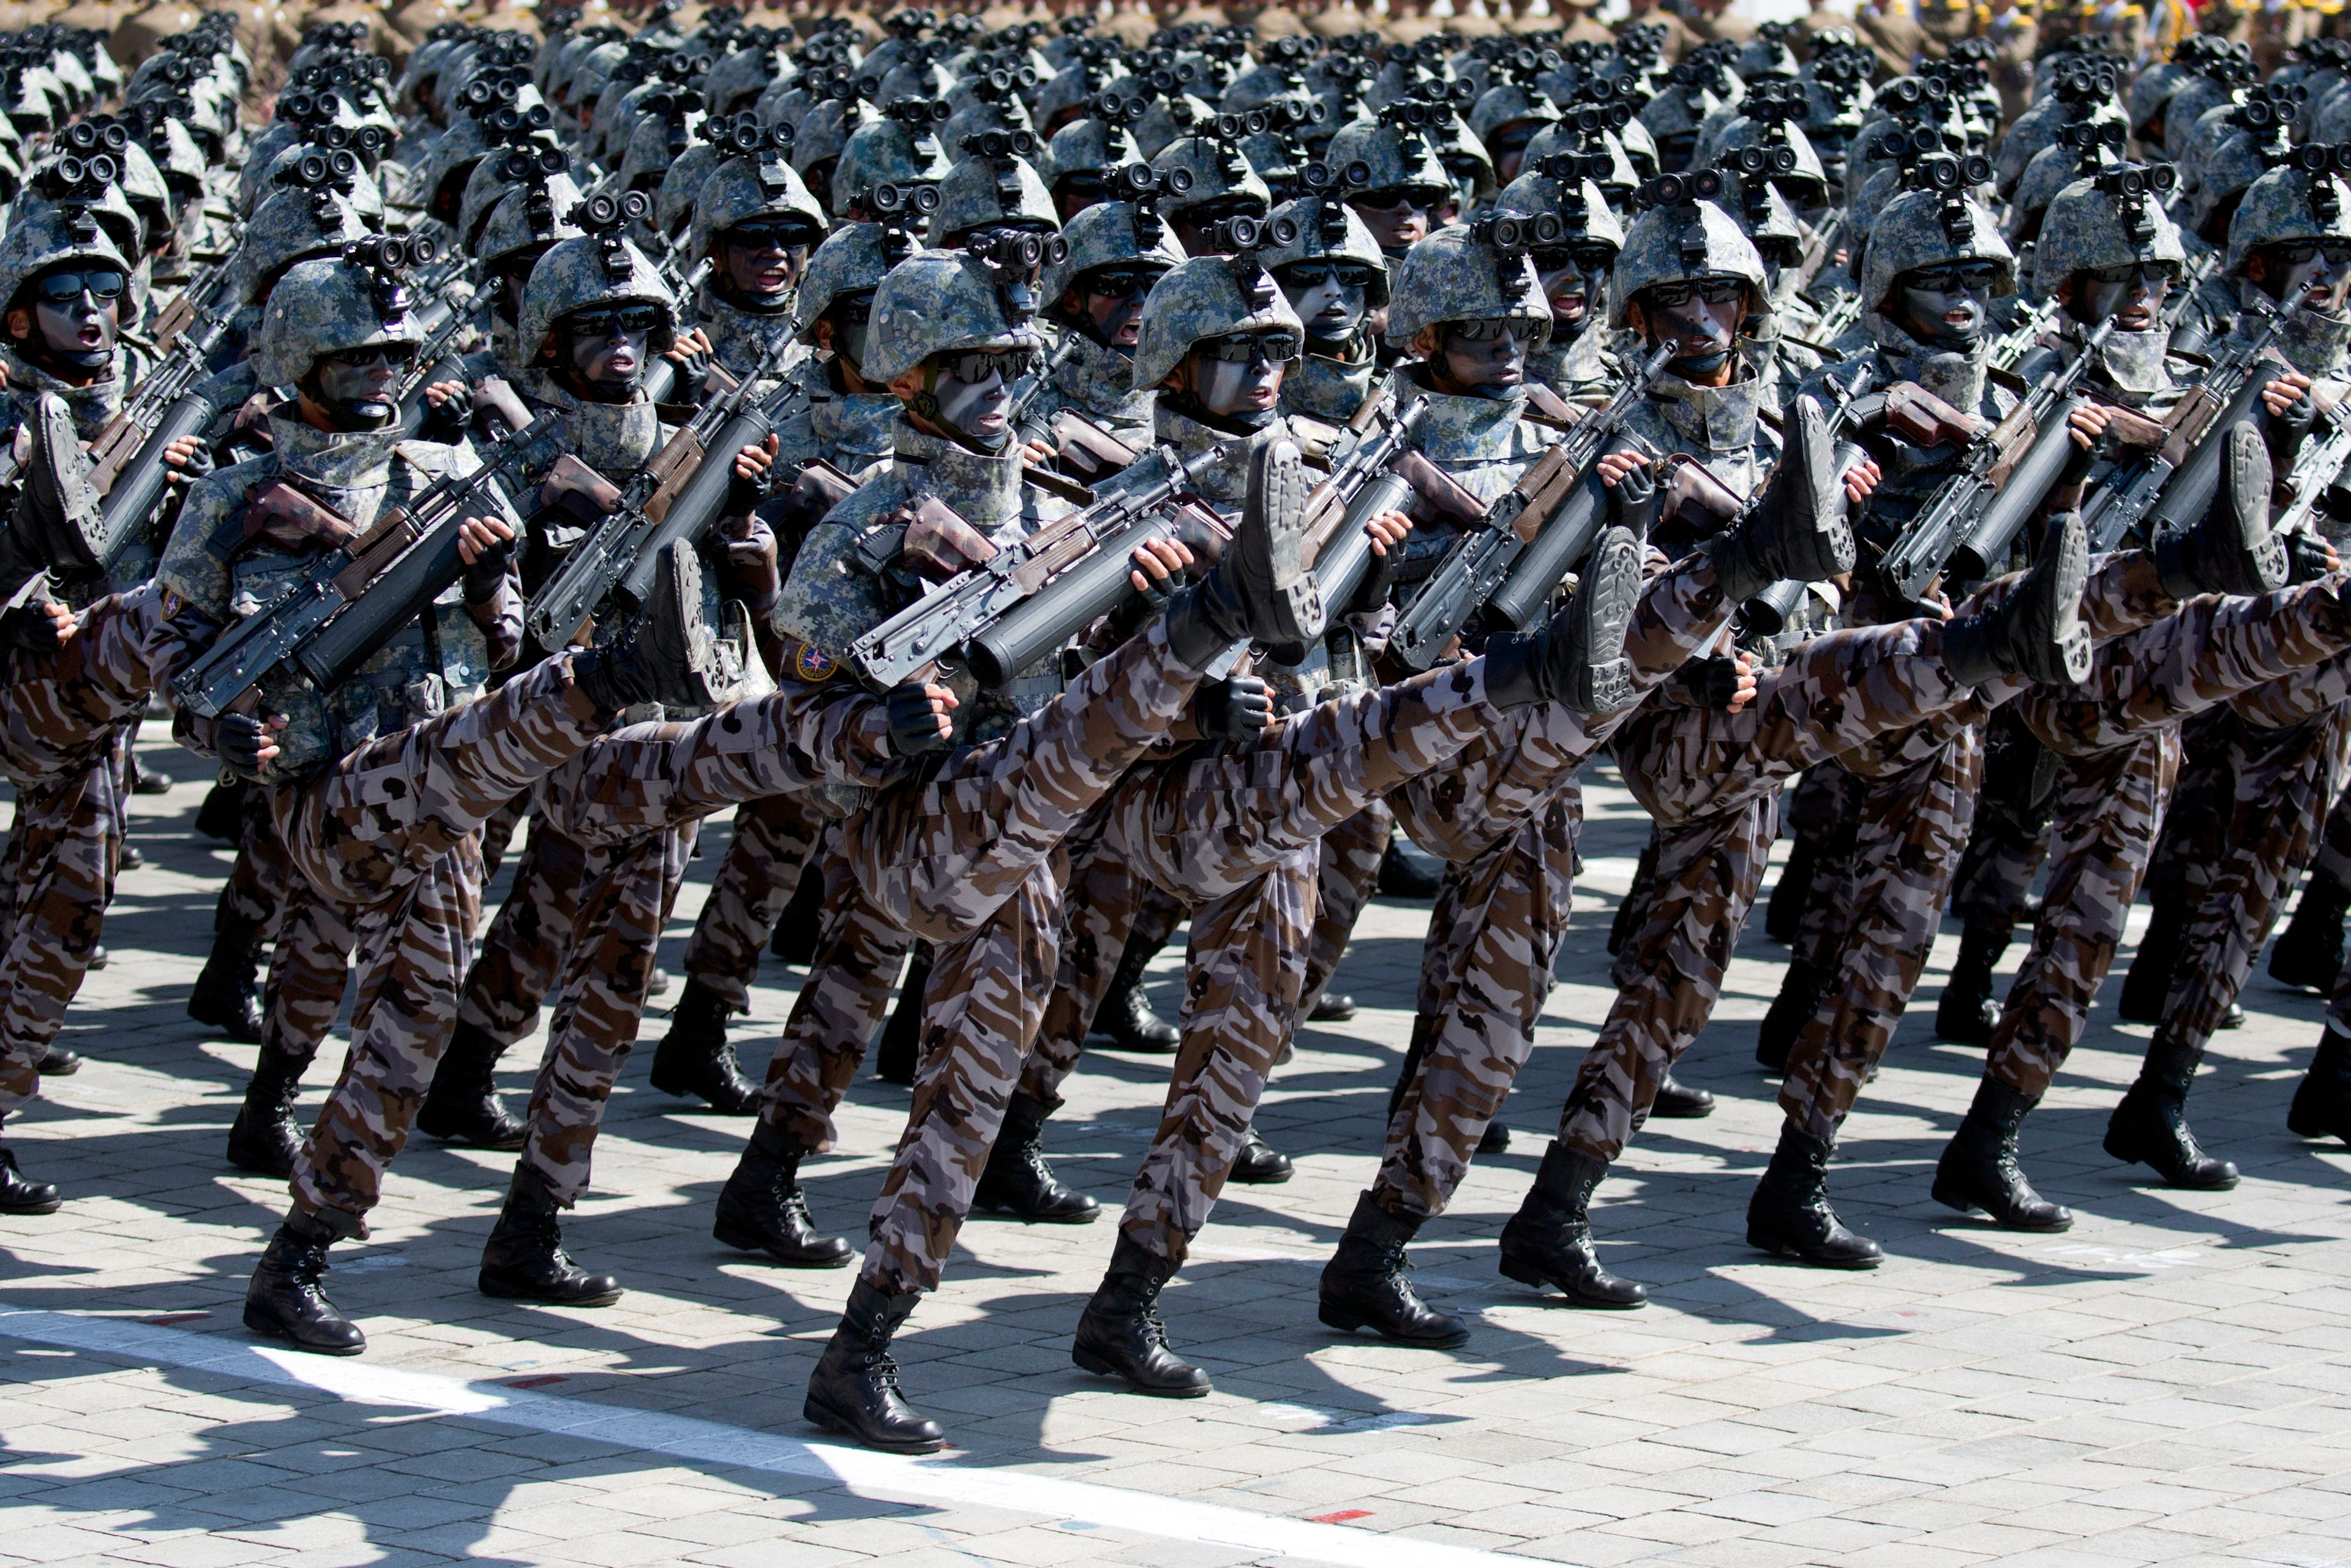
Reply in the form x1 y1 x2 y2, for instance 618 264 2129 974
792 642 838 683
160 589 183 618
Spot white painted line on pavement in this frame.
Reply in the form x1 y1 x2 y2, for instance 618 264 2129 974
0 1303 1542 1568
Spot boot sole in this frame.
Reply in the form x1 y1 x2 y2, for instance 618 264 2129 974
1071 1343 1213 1395
241 1306 365 1356
1563 530 1643 715
0 1194 62 1215
414 1115 527 1152
1496 1255 1646 1308
1929 1178 2073 1231
1745 1226 1882 1269
1316 1302 1472 1348
478 1275 624 1308
713 1217 855 1267
1225 1167 1293 1186
186 1001 263 1044
803 1395 948 1452
224 1136 296 1179
647 1070 761 1116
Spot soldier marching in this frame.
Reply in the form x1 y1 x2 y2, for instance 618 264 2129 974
5 0 2351 1460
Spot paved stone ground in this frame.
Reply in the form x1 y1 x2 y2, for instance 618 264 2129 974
2 722 2350 1568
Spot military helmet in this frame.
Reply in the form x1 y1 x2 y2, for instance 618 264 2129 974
250 244 430 390
2127 59 2192 140
833 102 956 216
1043 186 1188 309
1035 59 1120 136
1261 183 1392 307
928 135 1059 244
2031 165 2189 295
1610 176 1766 328
1322 111 1450 201
1130 248 1306 389
691 126 830 263
1468 79 1556 151
657 137 727 239
1706 108 1829 211
1520 118 1638 204
1861 158 2015 312
794 219 926 343
239 179 374 307
705 40 784 116
1151 127 1275 224
2005 127 2120 247
478 157 587 269
1040 110 1147 201
864 242 1052 383
2227 151 2351 274
520 193 681 360
1494 165 1626 255
1387 217 1554 346
0 192 131 320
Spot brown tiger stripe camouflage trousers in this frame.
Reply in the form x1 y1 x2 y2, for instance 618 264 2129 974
681 789 830 1014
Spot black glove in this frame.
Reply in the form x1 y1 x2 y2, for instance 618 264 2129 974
1349 532 1402 616
726 456 773 520
2057 426 2102 489
1670 655 1745 710
0 599 64 653
460 527 515 605
1607 454 1657 532
416 382 473 445
217 711 275 781
2289 529 2342 583
1103 547 1182 643
2268 387 2319 468
884 680 950 757
165 443 215 484
1194 673 1273 739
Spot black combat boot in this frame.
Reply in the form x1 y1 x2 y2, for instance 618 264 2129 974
2104 1038 2239 1189
1477 1120 1510 1155
2155 422 2287 598
1073 1231 1213 1395
1708 391 1858 603
1932 1076 2073 1231
1376 838 1443 898
1498 1141 1648 1307
36 1043 80 1075
244 1208 366 1355
2270 870 2351 992
2289 1028 2351 1144
2117 899 2189 1025
1764 835 1819 944
1936 923 2009 1047
193 778 248 842
973 1091 1098 1223
1228 1122 1293 1184
1309 989 1359 1022
714 1119 854 1266
415 1021 525 1148
1479 525 1646 713
649 978 760 1114
225 1047 312 1177
1652 1071 1714 1118
186 893 265 1045
1746 1123 1884 1268
1161 438 1323 668
767 865 826 966
1757 959 1823 1073
1318 1190 1471 1346
574 542 730 712
1093 926 1179 1052
478 1167 624 1305
874 947 931 1086
1940 511 2091 687
0 1143 60 1214
804 1280 946 1452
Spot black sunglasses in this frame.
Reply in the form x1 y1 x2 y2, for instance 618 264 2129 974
1277 260 1376 290
36 269 127 303
1905 260 2003 292
1641 276 1747 308
1532 244 1617 274
728 218 817 249
566 302 667 337
2267 238 2351 267
1084 264 1166 298
323 340 421 369
1197 330 1302 364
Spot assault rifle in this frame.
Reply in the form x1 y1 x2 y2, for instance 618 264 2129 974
1878 317 2115 598
1286 394 1432 618
639 257 714 407
526 326 802 648
1390 343 1673 669
2078 304 2286 553
394 287 480 435
171 416 555 720
1007 334 1084 451
2272 400 2351 545
850 442 1228 691
83 243 244 569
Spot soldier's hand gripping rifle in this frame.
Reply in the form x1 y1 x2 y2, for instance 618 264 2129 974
171 416 555 721
849 441 1228 691
83 162 247 571
525 195 806 649
2078 301 2287 553
1283 392 1432 618
1877 315 2117 598
1389 342 1673 670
